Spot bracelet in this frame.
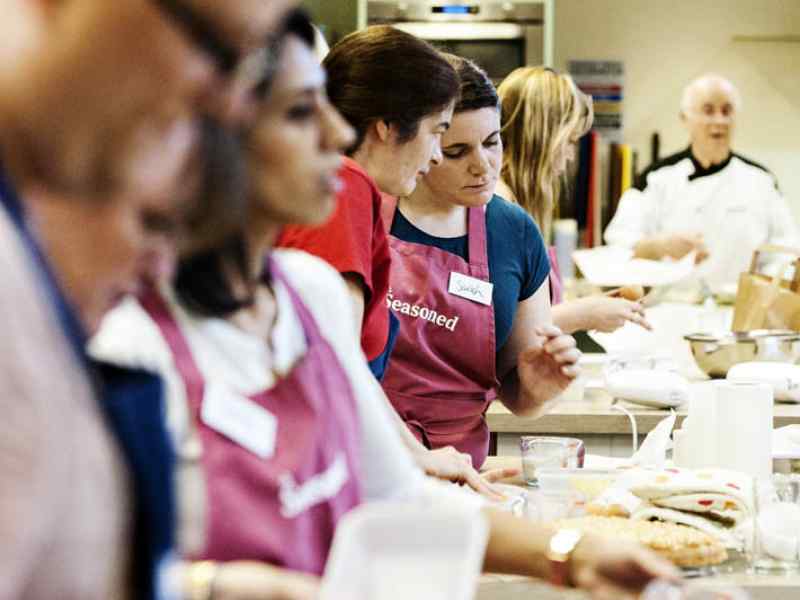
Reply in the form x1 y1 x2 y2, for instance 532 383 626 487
187 560 219 600
545 529 583 588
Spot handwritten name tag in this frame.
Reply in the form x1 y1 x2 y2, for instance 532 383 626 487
448 272 493 306
201 381 277 459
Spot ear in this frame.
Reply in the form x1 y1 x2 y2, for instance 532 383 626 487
375 119 393 143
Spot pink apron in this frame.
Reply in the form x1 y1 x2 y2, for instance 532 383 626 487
380 198 499 469
139 257 362 575
547 246 564 305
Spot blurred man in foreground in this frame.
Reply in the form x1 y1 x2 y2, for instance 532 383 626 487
0 0 294 598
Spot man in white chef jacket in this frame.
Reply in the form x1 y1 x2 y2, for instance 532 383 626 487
604 73 799 294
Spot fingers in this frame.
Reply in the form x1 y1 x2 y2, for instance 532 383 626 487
543 333 576 355
462 467 508 501
623 301 652 330
481 467 521 483
632 549 681 582
533 323 565 339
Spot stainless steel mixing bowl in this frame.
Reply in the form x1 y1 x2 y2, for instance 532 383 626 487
684 330 800 378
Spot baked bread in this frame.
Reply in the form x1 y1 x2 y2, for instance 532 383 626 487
553 516 728 568
611 285 645 301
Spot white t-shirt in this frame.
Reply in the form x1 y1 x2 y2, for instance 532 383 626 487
91 249 481 554
604 150 799 291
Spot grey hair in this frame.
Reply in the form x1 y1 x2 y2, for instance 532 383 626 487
680 73 742 114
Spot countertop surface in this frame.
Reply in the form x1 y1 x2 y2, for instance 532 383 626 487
486 394 800 435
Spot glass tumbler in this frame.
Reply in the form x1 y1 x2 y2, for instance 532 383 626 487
751 474 800 573
519 435 577 485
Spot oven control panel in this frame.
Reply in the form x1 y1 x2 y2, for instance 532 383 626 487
367 1 544 24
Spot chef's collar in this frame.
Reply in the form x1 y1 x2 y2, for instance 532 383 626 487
688 146 732 181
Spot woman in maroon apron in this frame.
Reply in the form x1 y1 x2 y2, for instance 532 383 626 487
380 55 582 469
95 22 677 599
96 11 357 598
497 67 651 334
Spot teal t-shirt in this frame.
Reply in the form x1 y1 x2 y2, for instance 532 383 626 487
389 195 550 352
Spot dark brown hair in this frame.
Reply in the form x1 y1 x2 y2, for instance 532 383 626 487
441 53 499 114
324 26 460 153
174 9 316 317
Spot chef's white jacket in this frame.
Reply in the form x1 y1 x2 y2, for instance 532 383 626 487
604 148 799 291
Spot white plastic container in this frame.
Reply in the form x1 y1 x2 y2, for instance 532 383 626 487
320 502 489 600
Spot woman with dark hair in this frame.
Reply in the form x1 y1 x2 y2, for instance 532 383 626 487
381 54 580 469
277 26 512 496
95 10 350 600
95 19 677 600
279 25 459 380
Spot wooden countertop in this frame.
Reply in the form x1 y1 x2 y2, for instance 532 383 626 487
487 393 800 435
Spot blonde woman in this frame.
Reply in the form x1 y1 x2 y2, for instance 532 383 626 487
497 67 650 334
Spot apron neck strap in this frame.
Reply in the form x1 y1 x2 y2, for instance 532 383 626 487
466 205 489 269
266 254 324 344
139 288 205 410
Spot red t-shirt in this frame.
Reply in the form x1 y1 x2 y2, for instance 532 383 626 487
277 157 392 361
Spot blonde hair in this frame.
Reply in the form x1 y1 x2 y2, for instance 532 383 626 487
497 67 593 241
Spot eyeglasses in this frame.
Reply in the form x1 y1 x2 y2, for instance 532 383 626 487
152 0 240 74
151 0 273 92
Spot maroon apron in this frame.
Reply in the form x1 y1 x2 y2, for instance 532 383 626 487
547 246 564 305
139 257 362 575
380 198 499 469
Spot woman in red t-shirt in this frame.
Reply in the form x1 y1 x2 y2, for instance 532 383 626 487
278 26 515 496
279 26 457 381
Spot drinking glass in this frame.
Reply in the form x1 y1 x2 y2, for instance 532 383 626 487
519 436 583 485
751 474 800 573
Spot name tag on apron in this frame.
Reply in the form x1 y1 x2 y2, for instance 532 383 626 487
201 381 277 459
448 272 493 306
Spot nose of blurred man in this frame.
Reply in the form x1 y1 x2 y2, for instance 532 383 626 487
430 139 444 166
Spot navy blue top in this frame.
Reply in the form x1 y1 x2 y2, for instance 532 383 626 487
0 168 175 600
390 195 550 351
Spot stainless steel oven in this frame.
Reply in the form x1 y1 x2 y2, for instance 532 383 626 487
366 1 551 82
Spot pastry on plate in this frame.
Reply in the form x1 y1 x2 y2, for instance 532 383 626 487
553 516 728 568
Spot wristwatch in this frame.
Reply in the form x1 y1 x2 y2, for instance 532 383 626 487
545 528 584 587
187 560 218 600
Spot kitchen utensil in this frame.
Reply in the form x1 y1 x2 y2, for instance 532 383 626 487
727 361 800 402
606 369 689 408
684 329 800 378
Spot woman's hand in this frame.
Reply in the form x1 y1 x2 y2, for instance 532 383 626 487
569 534 680 600
212 562 319 600
516 325 580 408
574 296 651 333
414 446 519 501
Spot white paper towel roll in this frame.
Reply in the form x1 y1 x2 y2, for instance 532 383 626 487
688 382 719 468
672 428 693 468
713 381 773 479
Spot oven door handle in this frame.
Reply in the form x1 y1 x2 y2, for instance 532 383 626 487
391 22 527 40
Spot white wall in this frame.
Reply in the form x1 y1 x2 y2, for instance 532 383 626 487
553 0 800 217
